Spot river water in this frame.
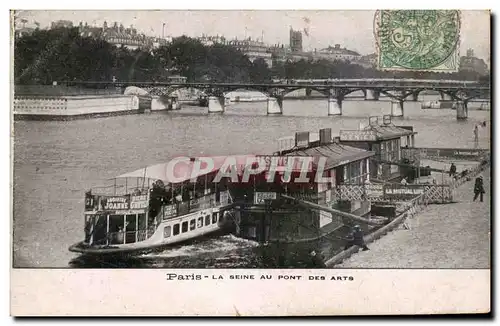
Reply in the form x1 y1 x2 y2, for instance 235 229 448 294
12 95 490 268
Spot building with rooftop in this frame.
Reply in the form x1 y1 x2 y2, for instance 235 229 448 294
338 116 417 182
51 20 73 29
460 49 488 76
197 34 228 46
77 21 171 50
314 44 361 62
289 27 303 52
225 37 273 67
358 53 377 68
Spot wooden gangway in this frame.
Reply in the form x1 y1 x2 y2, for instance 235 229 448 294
280 194 385 226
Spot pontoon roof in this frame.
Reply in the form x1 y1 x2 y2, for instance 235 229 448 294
340 124 417 142
285 143 375 169
364 124 417 140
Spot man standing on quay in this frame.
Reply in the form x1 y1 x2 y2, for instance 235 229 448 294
473 176 485 202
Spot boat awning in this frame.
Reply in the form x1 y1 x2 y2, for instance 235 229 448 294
115 155 257 184
285 143 375 170
114 154 327 185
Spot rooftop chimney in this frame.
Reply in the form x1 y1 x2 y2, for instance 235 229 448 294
319 128 332 145
369 116 378 126
295 131 310 148
382 115 392 125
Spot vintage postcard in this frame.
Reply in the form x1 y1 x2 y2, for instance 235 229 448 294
10 9 490 316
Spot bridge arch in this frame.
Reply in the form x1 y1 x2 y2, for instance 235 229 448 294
338 88 368 98
221 86 271 98
144 85 208 98
279 87 330 97
400 87 483 102
141 85 274 99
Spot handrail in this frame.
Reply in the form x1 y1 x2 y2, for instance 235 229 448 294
281 194 384 226
160 190 232 219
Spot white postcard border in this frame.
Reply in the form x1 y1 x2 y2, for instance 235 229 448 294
5 0 496 320
11 269 490 316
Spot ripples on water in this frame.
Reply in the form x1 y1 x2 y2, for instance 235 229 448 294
13 96 491 268
69 235 262 268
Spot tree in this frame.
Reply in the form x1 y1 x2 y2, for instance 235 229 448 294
250 58 271 83
14 27 488 87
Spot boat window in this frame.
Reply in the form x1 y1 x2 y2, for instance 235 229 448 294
212 212 218 224
125 215 137 244
137 213 146 230
108 214 125 245
197 217 203 228
173 224 180 235
109 215 124 233
93 214 108 245
84 215 93 243
163 226 171 238
190 219 196 231
247 226 257 238
181 221 188 233
205 215 211 226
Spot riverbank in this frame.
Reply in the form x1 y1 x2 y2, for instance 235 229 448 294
334 167 490 269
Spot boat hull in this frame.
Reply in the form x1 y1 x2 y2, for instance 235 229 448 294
69 207 236 256
69 227 231 256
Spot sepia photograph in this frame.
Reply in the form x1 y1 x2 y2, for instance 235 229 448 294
11 9 491 273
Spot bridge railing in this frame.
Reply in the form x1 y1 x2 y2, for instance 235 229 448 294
337 183 452 204
15 84 121 97
401 147 490 162
57 79 488 89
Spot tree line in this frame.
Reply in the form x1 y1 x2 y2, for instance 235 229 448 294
14 27 489 86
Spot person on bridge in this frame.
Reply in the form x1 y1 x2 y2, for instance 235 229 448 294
449 163 457 177
473 176 485 202
344 225 369 251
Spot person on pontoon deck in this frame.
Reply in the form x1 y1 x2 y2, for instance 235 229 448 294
344 225 369 251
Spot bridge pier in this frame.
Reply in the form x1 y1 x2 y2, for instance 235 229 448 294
151 96 168 111
390 100 404 117
267 97 283 115
365 89 380 101
208 96 225 113
198 95 209 107
456 101 468 120
411 92 419 101
169 96 181 110
328 97 342 116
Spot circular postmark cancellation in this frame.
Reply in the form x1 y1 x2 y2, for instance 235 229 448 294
374 10 461 70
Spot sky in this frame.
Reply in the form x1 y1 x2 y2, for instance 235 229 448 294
14 10 490 60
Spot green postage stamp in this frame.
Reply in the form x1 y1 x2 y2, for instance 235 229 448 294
375 10 461 72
